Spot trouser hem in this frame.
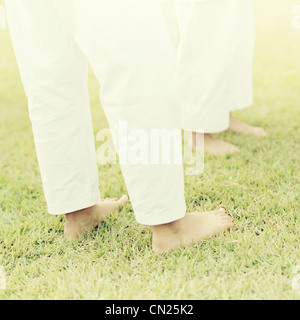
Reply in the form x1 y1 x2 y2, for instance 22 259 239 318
135 205 186 226
48 192 101 215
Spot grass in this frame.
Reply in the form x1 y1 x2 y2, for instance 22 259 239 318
0 0 299 300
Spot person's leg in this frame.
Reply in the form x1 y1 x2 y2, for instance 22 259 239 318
152 209 233 253
64 196 128 240
175 0 240 155
7 0 233 249
6 0 128 240
229 114 266 137
191 132 238 156
53 0 187 228
55 0 233 250
228 0 266 137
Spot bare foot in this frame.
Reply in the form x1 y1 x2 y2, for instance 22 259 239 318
152 208 233 253
64 195 129 241
229 114 267 137
192 132 239 156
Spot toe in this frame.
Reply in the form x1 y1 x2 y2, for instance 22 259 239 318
230 145 240 154
101 198 118 202
255 127 267 137
119 195 129 206
213 208 226 215
260 129 267 137
223 218 233 224
227 223 234 230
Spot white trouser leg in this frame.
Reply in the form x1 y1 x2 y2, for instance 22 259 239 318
7 0 186 225
6 0 101 214
173 0 255 132
230 0 255 112
176 0 238 133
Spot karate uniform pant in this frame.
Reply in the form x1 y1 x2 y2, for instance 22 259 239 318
6 0 187 225
163 0 255 133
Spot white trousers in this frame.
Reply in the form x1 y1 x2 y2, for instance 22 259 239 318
163 0 255 132
6 0 187 225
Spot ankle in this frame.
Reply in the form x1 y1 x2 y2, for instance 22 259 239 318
152 218 186 252
65 206 94 224
152 218 183 240
204 133 214 141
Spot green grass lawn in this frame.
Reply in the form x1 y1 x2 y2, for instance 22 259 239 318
0 0 299 300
